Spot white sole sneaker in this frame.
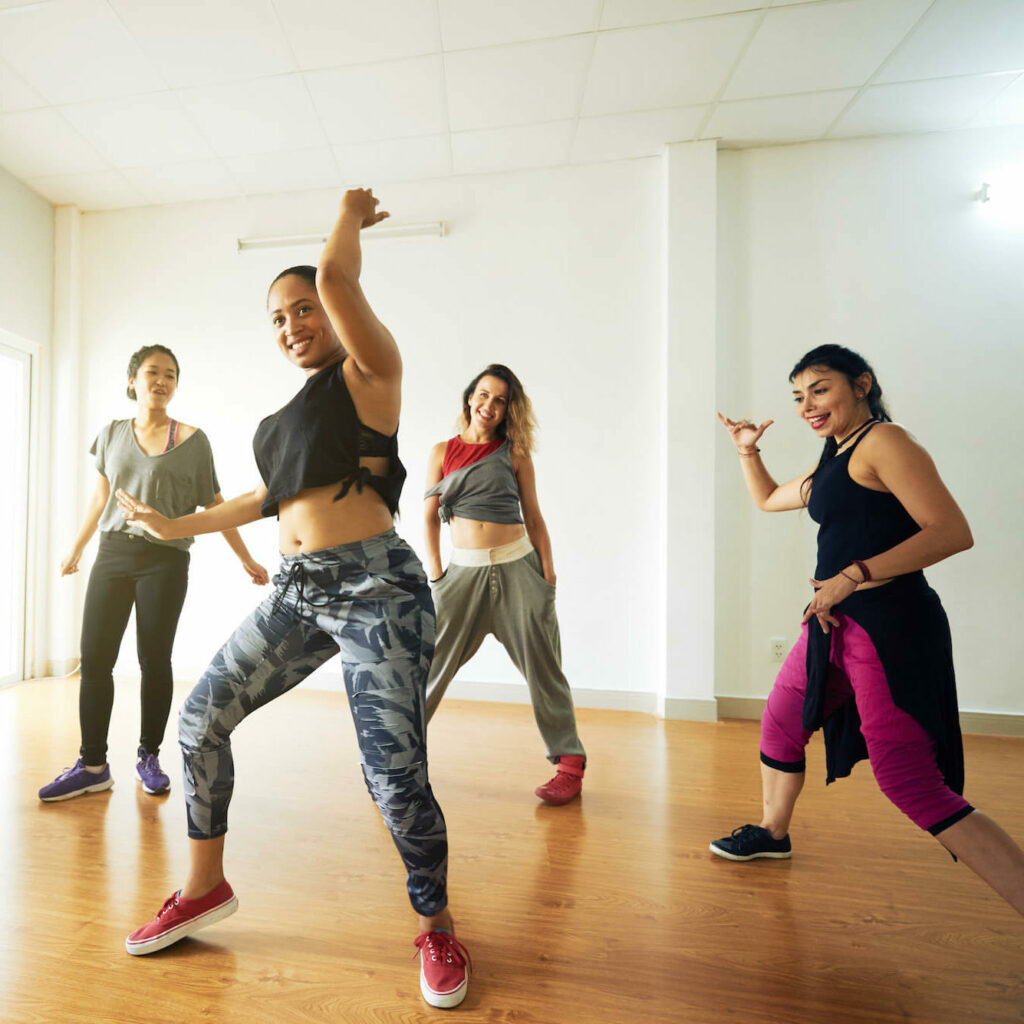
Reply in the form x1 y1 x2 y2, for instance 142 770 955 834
135 766 170 795
39 777 114 802
125 894 239 956
709 842 792 861
420 968 469 1009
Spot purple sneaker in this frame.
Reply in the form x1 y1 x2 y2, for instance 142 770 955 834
136 747 170 794
39 759 113 802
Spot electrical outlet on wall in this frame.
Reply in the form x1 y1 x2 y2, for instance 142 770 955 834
770 637 787 663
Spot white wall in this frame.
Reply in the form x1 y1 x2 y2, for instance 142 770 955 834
0 164 53 345
715 125 1024 716
71 161 664 699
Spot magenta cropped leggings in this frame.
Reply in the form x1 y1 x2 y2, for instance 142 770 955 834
760 615 972 836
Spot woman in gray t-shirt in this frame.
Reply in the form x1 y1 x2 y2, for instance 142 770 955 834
38 344 268 804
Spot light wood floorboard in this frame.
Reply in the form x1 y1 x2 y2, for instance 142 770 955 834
1 677 1022 1023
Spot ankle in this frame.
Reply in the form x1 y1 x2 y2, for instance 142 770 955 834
83 763 107 774
181 876 225 901
760 822 788 841
419 909 453 934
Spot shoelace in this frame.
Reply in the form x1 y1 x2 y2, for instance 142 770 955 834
141 754 162 774
413 931 471 971
729 824 769 851
157 891 182 918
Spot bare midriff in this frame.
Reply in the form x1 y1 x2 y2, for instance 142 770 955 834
276 455 394 554
448 517 526 550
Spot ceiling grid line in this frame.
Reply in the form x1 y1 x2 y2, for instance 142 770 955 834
566 0 607 165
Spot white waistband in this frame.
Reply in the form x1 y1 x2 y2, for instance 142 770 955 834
449 535 534 566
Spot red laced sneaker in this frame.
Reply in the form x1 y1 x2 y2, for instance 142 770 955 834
535 754 585 805
125 881 238 955
414 930 471 1009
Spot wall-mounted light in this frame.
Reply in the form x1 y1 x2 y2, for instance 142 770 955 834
974 182 990 203
237 221 446 253
975 169 1024 226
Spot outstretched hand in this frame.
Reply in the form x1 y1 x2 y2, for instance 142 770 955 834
717 412 773 451
115 489 178 540
341 188 390 230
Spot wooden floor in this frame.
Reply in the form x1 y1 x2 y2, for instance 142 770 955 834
1 677 1022 1024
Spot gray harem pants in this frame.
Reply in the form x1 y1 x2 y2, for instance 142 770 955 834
425 537 586 763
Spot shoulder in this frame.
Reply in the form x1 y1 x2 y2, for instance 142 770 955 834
428 440 448 466
97 419 127 444
177 421 199 443
859 422 921 456
511 449 534 474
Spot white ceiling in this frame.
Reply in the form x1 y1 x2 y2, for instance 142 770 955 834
0 0 1021 211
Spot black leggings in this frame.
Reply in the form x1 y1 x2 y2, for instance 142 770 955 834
79 532 189 764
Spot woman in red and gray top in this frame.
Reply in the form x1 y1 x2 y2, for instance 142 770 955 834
424 364 586 804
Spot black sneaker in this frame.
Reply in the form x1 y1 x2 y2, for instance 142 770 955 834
710 824 792 861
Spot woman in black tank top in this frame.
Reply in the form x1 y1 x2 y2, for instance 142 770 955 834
711 344 1024 918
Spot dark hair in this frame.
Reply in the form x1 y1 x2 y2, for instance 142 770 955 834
127 345 179 401
790 344 891 502
459 364 536 456
267 264 317 303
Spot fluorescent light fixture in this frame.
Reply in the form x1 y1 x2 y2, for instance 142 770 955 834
237 221 446 252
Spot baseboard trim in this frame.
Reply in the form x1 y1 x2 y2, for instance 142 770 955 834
717 696 1024 737
439 680 658 714
660 697 719 722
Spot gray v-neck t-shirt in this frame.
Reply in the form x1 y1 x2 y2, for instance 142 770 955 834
91 418 221 550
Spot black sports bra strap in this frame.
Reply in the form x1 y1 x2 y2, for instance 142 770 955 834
842 419 878 456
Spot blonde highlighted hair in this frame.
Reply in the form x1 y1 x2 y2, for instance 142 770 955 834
459 364 537 456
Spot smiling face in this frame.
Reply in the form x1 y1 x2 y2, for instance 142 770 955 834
267 274 344 374
466 375 509 435
791 365 872 439
129 352 178 409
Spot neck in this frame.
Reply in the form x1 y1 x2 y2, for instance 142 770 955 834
134 407 170 429
835 414 875 448
461 425 498 444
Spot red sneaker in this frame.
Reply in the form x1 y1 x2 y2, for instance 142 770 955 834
414 930 470 1009
125 881 238 955
535 755 585 805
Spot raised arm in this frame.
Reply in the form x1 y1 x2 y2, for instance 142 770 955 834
717 413 810 512
423 442 446 581
316 189 401 383
61 471 110 575
116 483 267 541
515 454 556 585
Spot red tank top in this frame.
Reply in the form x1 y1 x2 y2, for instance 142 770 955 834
441 436 503 477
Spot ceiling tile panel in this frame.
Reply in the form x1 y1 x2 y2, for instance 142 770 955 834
0 107 108 177
181 75 328 158
445 34 594 131
601 0 769 30
305 56 447 144
830 72 1019 137
334 134 451 185
704 88 858 144
439 0 599 50
451 119 574 175
879 0 1024 83
26 168 146 210
281 0 440 70
571 106 705 163
110 0 295 88
583 12 758 115
0 0 166 104
724 0 932 99
973 72 1024 127
60 93 213 167
122 159 240 205
226 147 341 196
0 58 45 113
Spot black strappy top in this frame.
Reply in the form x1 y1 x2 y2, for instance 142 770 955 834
807 421 920 578
252 359 406 518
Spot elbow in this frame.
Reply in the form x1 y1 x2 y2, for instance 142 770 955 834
957 525 974 555
316 262 358 294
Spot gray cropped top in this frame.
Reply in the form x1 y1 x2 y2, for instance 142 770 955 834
424 439 524 525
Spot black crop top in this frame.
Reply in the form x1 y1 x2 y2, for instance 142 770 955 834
252 359 406 518
807 422 920 579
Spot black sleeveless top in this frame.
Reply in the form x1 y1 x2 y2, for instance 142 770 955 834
807 421 920 578
252 359 406 518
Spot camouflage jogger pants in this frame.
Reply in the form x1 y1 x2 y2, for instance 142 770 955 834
177 529 448 916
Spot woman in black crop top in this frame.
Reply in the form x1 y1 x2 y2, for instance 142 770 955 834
116 189 471 1007
709 344 1024 917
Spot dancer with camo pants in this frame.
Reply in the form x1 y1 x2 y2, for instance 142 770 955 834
118 188 471 1010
